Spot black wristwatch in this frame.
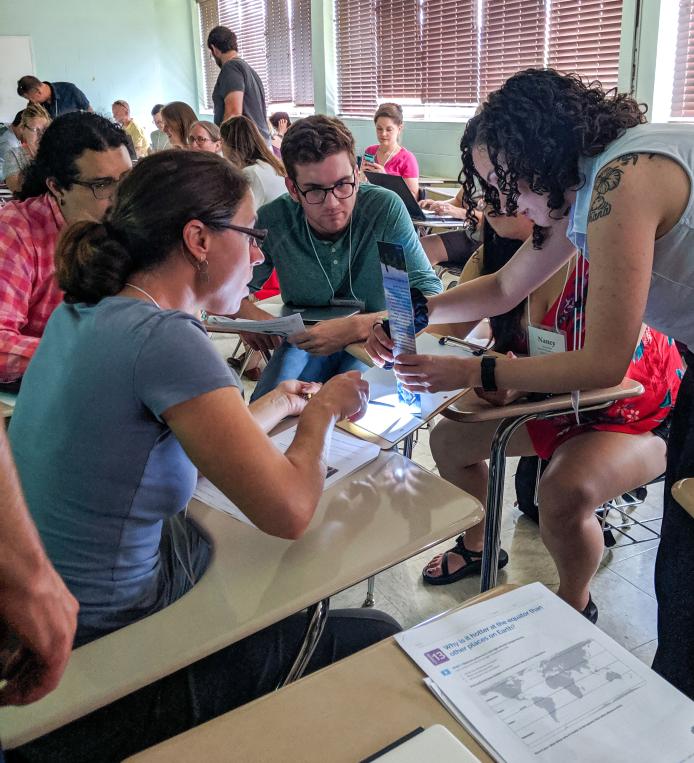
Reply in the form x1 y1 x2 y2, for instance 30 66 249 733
480 356 497 392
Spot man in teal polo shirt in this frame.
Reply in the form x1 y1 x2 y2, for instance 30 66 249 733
239 115 442 400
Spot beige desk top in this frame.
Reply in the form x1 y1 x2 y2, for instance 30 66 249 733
443 379 645 423
0 451 482 748
130 586 516 763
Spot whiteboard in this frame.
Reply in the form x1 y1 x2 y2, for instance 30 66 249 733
0 37 34 122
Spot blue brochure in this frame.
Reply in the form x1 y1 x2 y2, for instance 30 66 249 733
377 241 421 414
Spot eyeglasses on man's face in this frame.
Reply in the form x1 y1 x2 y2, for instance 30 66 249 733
24 126 46 137
292 175 357 205
71 170 131 200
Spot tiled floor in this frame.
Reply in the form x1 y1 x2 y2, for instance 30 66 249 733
332 426 663 668
212 333 662 668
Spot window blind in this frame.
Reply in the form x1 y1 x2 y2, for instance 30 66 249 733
480 0 545 98
267 0 293 102
197 0 220 110
421 0 478 105
335 0 624 115
548 0 623 90
335 0 378 114
291 0 315 106
376 0 421 99
205 0 314 107
672 0 694 118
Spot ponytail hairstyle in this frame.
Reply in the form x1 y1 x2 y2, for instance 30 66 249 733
19 111 130 201
55 150 250 304
460 68 647 248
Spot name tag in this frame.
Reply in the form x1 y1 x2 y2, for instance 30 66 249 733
527 325 567 356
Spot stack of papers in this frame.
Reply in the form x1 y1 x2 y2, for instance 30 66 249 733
396 583 694 763
193 426 380 526
207 313 305 337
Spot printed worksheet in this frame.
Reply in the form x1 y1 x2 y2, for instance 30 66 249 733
396 583 694 763
207 312 305 337
193 427 379 524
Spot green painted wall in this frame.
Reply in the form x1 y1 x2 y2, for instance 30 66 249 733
343 117 464 180
0 0 199 127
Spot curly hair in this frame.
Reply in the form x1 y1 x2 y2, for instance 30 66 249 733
459 68 647 248
19 111 130 201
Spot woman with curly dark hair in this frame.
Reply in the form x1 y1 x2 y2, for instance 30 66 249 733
366 67 694 698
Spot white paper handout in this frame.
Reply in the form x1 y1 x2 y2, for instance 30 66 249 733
207 313 306 337
193 426 380 525
396 583 694 763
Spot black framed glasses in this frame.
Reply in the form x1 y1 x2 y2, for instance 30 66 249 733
72 171 130 200
293 175 357 205
220 223 268 248
188 135 214 146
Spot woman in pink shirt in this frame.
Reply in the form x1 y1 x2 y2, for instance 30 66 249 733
363 102 419 198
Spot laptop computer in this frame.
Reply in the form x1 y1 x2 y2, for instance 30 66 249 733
364 171 462 223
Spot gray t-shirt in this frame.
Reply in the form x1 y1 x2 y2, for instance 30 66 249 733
212 57 270 141
9 298 239 640
0 125 21 178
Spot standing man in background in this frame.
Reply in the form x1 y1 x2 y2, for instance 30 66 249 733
207 25 271 143
112 100 149 158
16 76 92 118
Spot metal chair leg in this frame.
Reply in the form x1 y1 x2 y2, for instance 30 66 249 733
277 598 330 688
362 576 376 607
402 433 414 459
481 413 537 593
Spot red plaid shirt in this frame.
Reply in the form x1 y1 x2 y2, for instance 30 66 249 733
0 194 64 381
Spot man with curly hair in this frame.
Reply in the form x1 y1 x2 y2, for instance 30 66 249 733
0 112 131 389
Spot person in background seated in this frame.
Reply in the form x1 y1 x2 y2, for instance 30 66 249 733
0 112 131 390
234 115 441 400
2 104 51 194
111 100 149 158
411 211 682 626
363 103 419 199
149 104 169 153
8 150 399 760
0 424 78 708
16 75 92 118
269 110 291 157
221 115 287 207
418 187 481 267
160 101 197 149
187 120 223 154
0 111 23 180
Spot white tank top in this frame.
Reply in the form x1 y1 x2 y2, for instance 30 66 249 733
566 123 694 346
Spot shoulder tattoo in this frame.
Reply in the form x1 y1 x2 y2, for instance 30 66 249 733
588 153 640 224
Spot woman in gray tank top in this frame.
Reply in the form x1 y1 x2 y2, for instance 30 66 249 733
366 68 694 700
